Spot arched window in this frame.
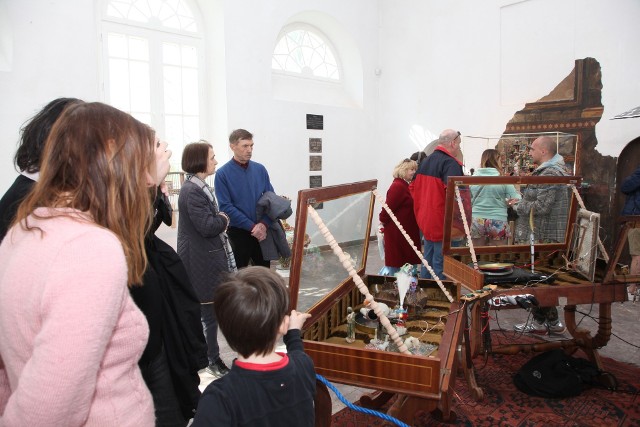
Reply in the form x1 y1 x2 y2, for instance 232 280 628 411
101 0 204 168
272 25 340 81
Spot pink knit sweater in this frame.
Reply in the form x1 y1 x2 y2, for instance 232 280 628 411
0 208 154 426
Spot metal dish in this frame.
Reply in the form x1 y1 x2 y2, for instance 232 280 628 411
478 262 514 271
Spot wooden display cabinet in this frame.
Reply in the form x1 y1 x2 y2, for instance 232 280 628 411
287 180 472 425
440 175 632 371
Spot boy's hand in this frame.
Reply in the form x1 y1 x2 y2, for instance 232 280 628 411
288 309 311 330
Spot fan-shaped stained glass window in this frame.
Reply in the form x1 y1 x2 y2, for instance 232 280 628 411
107 0 197 32
272 28 340 81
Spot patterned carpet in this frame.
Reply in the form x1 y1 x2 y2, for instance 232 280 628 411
331 333 640 427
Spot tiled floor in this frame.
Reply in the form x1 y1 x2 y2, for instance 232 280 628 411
156 224 640 416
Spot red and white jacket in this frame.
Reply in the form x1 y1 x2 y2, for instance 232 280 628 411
410 146 467 242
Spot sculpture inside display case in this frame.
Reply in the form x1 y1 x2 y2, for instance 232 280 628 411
495 132 577 176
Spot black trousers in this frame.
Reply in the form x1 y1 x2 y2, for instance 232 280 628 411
139 345 187 427
228 227 270 268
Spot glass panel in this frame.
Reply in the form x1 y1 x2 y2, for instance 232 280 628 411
129 61 151 112
272 28 340 81
163 42 181 66
444 177 576 252
297 192 371 312
181 45 198 67
163 65 182 114
108 58 130 110
106 0 197 32
182 116 199 142
164 115 184 167
127 5 148 23
182 69 199 115
128 37 148 61
131 112 151 126
108 33 128 58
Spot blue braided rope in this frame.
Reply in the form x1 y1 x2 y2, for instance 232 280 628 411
316 374 411 427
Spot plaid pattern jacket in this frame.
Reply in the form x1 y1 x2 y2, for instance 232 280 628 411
514 155 570 243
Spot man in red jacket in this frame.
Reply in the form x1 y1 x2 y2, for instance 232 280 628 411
411 129 464 279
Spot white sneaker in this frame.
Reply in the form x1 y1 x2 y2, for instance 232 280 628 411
514 319 566 335
514 319 547 334
546 319 566 334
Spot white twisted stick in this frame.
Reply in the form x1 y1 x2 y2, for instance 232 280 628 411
307 205 411 355
372 189 454 303
453 185 478 270
570 184 609 262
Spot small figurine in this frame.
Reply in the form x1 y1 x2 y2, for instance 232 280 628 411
345 306 356 343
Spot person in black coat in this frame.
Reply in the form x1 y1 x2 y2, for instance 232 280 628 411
131 183 209 426
0 98 82 241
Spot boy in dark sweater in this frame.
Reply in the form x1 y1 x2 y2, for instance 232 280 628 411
191 267 316 426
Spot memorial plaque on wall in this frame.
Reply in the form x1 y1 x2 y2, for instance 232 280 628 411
309 176 323 209
309 175 322 188
309 138 322 153
306 114 323 130
309 155 322 171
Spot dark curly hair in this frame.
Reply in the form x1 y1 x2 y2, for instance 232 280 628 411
14 98 82 173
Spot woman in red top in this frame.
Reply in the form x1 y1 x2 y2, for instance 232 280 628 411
379 159 421 275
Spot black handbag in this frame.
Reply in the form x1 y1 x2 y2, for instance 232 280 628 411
507 205 519 221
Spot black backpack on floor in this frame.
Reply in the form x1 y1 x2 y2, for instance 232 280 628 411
513 349 616 398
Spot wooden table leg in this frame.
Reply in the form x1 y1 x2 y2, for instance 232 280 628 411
462 327 484 401
358 390 394 409
564 303 613 370
314 379 332 427
388 395 437 425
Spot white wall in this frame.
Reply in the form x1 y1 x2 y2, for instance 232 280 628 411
0 0 101 193
1 0 638 207
216 0 380 209
0 0 381 211
375 0 640 194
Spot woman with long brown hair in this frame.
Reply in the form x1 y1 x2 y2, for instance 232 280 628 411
0 102 163 426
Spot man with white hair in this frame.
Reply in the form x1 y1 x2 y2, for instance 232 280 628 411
411 129 465 279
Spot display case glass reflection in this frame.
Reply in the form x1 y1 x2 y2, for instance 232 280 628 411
443 175 581 255
288 181 375 312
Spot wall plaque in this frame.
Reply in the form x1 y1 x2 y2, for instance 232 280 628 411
309 175 322 188
309 138 322 153
306 114 323 130
309 155 322 171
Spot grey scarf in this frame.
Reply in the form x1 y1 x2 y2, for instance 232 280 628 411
187 174 237 274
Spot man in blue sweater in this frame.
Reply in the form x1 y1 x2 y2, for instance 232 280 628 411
215 129 274 268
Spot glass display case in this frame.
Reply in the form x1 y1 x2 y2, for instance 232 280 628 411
440 175 630 369
287 180 471 424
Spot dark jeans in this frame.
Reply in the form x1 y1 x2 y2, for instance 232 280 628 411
228 226 270 268
139 345 186 427
201 304 219 365
421 239 443 279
